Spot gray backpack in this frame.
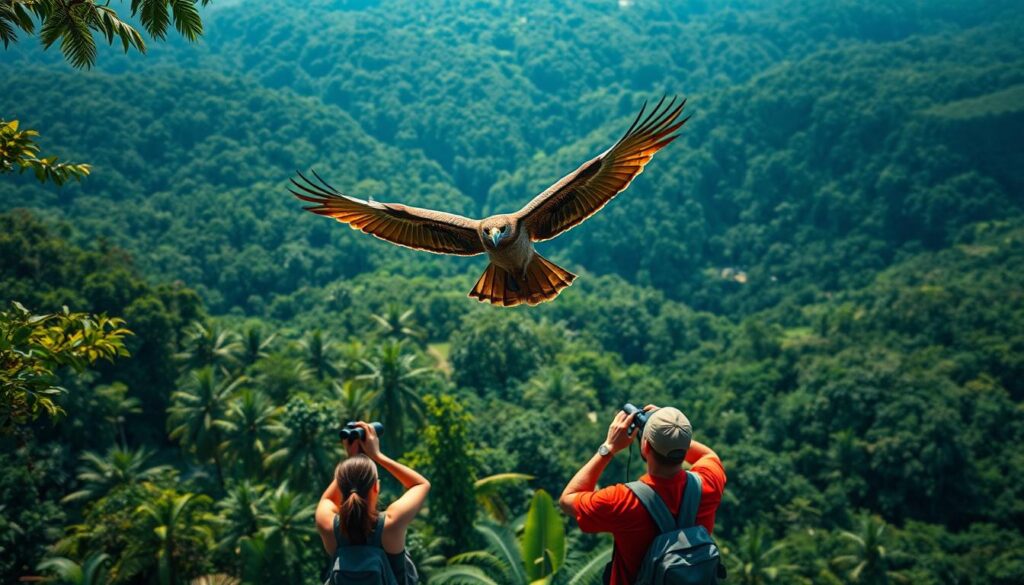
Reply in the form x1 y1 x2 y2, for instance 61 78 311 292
325 514 417 585
626 472 725 584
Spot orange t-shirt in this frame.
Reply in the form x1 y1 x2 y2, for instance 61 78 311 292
574 456 727 585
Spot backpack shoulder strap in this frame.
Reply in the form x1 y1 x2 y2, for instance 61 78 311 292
369 513 386 548
625 481 675 533
676 471 703 528
333 513 348 548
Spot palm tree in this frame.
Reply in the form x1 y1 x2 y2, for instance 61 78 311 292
523 366 595 411
831 514 908 584
474 473 533 523
725 524 795 585
62 445 171 503
371 303 425 342
360 339 431 455
431 490 592 585
217 389 285 479
264 399 336 489
252 353 313 403
333 379 377 423
239 325 276 368
37 553 111 585
337 340 369 381
214 481 266 554
299 330 340 382
95 382 141 447
167 368 246 488
257 483 317 584
175 322 243 374
135 492 214 585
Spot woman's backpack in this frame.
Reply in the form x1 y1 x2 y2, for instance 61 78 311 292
325 514 418 585
625 472 726 585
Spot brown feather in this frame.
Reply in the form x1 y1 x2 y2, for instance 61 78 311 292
516 96 688 243
289 171 484 256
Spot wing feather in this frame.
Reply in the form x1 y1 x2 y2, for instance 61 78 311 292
515 96 689 242
290 171 484 256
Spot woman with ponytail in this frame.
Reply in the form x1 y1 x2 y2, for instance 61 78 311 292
316 421 429 583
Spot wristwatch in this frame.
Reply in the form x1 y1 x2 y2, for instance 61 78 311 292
598 443 612 457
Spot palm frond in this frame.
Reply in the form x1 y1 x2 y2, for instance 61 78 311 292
429 564 503 585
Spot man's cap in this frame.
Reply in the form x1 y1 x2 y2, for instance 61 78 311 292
642 407 692 462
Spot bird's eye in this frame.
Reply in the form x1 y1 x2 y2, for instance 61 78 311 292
501 226 508 233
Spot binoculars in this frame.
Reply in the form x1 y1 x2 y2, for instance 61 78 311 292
338 421 383 442
622 403 650 435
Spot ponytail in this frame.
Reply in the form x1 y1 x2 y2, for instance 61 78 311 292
335 454 378 544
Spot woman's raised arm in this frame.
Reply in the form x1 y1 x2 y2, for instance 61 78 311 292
352 422 430 532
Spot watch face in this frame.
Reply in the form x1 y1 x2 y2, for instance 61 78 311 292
598 444 611 456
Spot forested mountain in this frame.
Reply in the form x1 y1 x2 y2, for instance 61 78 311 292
1 0 1022 583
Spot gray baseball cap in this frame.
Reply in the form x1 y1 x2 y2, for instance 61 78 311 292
642 407 692 462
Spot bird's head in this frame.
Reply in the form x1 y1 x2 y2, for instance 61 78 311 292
481 217 515 249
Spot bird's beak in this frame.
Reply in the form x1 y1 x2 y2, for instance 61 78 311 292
488 228 501 247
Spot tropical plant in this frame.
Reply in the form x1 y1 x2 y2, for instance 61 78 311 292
0 0 208 69
251 352 313 403
431 489 570 584
239 325 276 368
94 382 141 447
371 303 425 342
298 329 340 382
474 473 534 524
213 481 265 554
0 301 130 433
831 514 909 584
217 389 284 479
263 397 337 489
61 445 171 504
167 367 246 488
360 339 430 455
408 394 477 554
133 490 214 585
0 119 90 184
336 339 369 381
333 379 376 423
257 483 316 584
175 322 242 374
37 552 111 585
523 366 595 411
725 524 795 585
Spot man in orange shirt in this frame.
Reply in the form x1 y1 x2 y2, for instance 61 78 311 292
559 405 727 585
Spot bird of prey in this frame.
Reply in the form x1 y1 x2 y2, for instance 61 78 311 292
290 96 687 307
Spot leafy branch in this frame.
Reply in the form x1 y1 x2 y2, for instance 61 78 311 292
0 301 133 434
1 118 91 185
1 0 209 69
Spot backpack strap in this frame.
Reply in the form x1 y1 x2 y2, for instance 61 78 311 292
625 481 676 534
676 471 703 528
368 513 386 548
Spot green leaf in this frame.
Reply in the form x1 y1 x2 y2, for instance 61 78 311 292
170 0 202 42
521 490 566 581
138 0 171 40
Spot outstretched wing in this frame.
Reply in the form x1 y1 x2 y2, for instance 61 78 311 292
290 171 485 256
516 96 688 242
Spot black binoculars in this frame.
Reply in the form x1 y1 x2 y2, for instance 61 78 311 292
338 421 383 442
622 403 650 435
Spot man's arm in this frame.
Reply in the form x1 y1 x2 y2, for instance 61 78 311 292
559 410 636 516
685 439 719 465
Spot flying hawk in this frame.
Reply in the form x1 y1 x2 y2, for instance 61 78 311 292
291 96 688 307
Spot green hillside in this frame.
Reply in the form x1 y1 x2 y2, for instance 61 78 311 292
1 0 1022 583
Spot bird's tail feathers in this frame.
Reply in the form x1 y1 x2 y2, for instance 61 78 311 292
468 254 576 307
